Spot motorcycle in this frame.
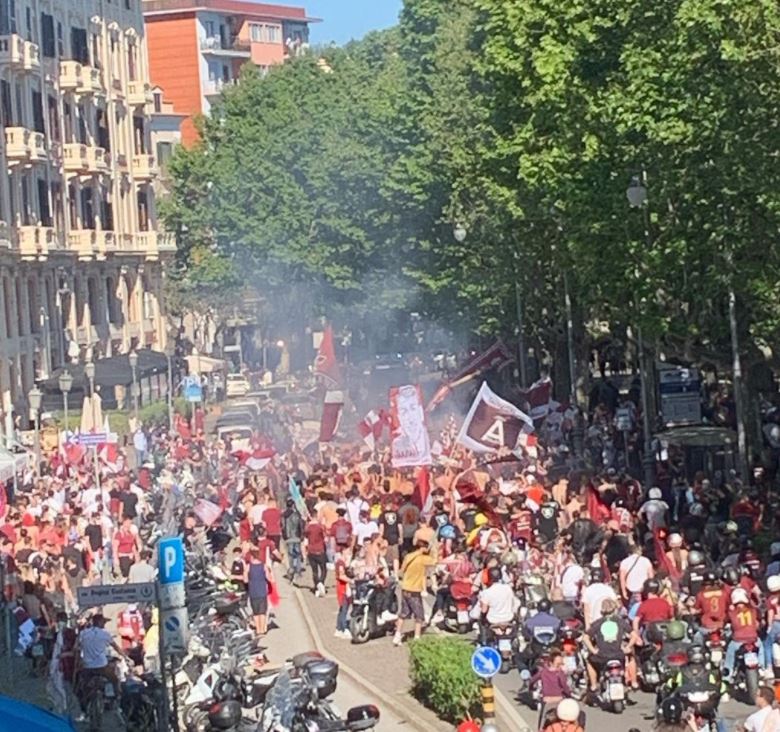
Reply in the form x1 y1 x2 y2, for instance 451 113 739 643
700 627 725 671
121 673 165 732
560 626 585 697
349 580 397 644
486 622 517 674
442 580 476 634
730 640 761 703
596 659 626 714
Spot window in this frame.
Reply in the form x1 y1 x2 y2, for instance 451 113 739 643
127 42 136 81
96 108 109 150
156 141 172 168
153 92 162 113
81 186 95 229
204 20 214 37
52 182 63 231
62 101 72 142
21 173 30 226
101 191 113 231
40 13 55 58
47 94 59 141
25 7 31 40
0 81 12 128
124 0 131 10
56 22 63 57
31 90 43 133
37 178 50 227
137 189 148 231
70 27 89 64
76 103 87 144
267 24 280 43
133 115 145 154
250 23 261 43
0 0 16 35
68 182 78 228
91 33 99 68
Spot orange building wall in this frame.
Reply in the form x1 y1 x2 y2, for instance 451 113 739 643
146 14 202 146
250 41 284 66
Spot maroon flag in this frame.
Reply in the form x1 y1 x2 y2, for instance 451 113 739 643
457 382 534 454
357 409 384 450
427 341 513 412
314 326 342 386
319 390 344 442
521 377 553 420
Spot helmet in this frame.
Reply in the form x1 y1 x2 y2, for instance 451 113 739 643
665 620 686 641
770 541 780 557
659 695 683 724
643 578 660 596
439 524 456 540
667 533 683 548
687 550 705 567
537 598 552 614
501 551 518 567
590 567 605 583
474 513 489 528
649 488 662 500
556 698 580 723
488 567 503 584
457 723 481 732
687 645 706 665
702 570 718 585
725 520 738 534
721 566 740 586
768 575 780 593
208 700 242 730
731 588 749 605
689 502 704 517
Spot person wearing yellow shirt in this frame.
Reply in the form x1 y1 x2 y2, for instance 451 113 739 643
393 538 437 646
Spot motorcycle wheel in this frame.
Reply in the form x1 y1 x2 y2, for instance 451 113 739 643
350 614 371 644
612 700 624 714
500 658 510 674
87 690 104 732
745 667 760 703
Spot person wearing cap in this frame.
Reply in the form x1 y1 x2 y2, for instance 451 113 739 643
541 697 584 732
664 533 689 577
638 487 668 532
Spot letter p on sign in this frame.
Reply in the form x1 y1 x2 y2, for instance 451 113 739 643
158 537 184 585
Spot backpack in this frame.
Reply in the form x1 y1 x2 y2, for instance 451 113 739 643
334 520 351 546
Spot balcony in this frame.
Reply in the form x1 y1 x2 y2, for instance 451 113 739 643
76 325 90 345
5 127 31 161
0 34 23 66
158 231 177 252
79 65 104 95
115 152 128 170
59 60 82 91
203 77 237 97
128 321 141 338
68 229 98 260
131 153 157 180
18 226 55 260
97 231 116 252
127 80 152 106
23 41 39 71
136 231 158 254
29 131 46 162
143 317 155 335
86 146 109 174
200 35 251 58
0 222 10 249
63 142 89 173
109 323 123 340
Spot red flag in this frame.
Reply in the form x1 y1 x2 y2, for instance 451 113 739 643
268 578 280 608
357 410 384 450
411 466 430 511
521 377 553 420
586 485 609 525
194 498 222 527
314 326 342 386
319 390 344 442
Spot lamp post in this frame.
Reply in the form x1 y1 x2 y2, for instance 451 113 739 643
164 340 175 431
28 386 42 476
627 173 656 490
58 370 73 433
84 361 100 489
128 350 139 423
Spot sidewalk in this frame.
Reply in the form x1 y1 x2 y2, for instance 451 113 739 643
266 576 407 730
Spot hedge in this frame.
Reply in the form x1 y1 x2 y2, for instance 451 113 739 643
407 636 482 723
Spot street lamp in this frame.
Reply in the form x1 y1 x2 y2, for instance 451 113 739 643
128 350 139 423
28 386 42 476
83 361 100 489
627 172 655 490
164 340 175 431
453 222 467 243
58 370 73 433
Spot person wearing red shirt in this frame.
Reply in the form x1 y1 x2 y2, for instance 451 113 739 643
303 518 328 597
253 525 281 566
262 499 282 550
329 508 353 553
724 588 764 681
632 579 673 636
506 496 534 544
694 573 729 631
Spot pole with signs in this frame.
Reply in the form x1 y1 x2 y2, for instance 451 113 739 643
471 646 501 727
158 537 186 732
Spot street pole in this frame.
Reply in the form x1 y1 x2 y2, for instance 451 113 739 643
563 269 577 406
156 597 172 732
514 279 528 388
63 391 68 433
167 354 174 431
88 375 100 491
637 325 655 490
729 284 748 483
131 365 139 423
33 412 40 476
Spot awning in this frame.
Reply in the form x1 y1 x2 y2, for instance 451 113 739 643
0 695 76 731
0 447 29 481
186 354 227 374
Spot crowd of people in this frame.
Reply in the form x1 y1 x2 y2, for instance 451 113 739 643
0 367 779 732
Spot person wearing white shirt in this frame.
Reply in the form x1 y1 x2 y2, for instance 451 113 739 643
346 490 369 529
479 568 520 625
354 512 379 547
619 545 654 603
582 568 618 628
743 686 780 731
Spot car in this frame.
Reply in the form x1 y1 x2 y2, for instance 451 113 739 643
226 373 250 397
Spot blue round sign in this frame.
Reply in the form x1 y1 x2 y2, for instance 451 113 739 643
471 646 502 679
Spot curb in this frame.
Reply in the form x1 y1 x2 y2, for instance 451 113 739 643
493 685 534 731
294 587 441 732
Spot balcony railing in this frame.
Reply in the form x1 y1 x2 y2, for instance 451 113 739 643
87 146 109 174
63 142 89 173
29 131 45 161
127 80 152 106
158 231 177 252
23 40 39 71
131 153 157 180
18 226 55 259
79 65 103 95
0 221 11 249
59 60 82 90
97 231 116 252
136 231 158 253
200 35 251 57
0 34 23 66
128 322 141 338
68 230 98 259
5 127 30 160
203 77 237 96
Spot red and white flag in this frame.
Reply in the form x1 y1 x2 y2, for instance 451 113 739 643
390 385 431 468
319 390 344 442
357 410 384 450
194 498 222 527
457 382 534 454
313 325 342 386
233 447 276 471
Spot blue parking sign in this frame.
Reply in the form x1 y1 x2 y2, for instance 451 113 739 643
158 537 184 585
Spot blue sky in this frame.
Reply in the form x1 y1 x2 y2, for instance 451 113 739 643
298 0 404 45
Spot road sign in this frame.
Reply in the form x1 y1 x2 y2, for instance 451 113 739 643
471 646 502 679
77 432 108 446
183 375 203 403
158 582 186 611
616 407 632 432
158 537 184 585
77 582 156 609
161 607 189 654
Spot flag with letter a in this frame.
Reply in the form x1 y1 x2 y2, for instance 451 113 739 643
457 382 534 454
